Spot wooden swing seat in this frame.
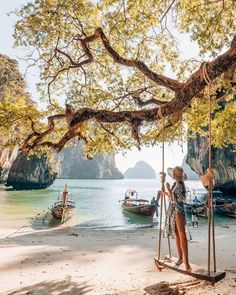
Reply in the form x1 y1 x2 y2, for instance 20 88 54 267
154 256 226 284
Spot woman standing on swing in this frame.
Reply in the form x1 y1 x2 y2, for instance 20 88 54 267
162 166 191 272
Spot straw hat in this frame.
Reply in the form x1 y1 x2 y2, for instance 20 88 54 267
167 166 187 181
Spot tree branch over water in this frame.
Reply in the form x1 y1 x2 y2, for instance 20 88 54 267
13 1 236 153
21 34 236 152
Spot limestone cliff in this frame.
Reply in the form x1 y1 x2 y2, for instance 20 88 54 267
0 147 18 183
124 161 156 179
186 135 236 193
181 155 199 180
6 152 57 190
57 143 123 179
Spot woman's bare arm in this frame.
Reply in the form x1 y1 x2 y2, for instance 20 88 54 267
165 183 173 201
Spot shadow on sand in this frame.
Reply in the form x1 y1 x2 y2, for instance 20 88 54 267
6 279 93 295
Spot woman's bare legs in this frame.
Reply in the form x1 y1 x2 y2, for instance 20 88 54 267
175 226 183 265
176 213 191 271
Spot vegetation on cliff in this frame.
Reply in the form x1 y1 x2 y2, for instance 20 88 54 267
0 54 42 149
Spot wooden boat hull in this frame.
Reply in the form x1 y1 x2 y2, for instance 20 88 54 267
185 203 207 217
51 207 63 219
51 207 75 220
217 207 236 218
123 204 156 217
185 203 204 213
51 199 76 221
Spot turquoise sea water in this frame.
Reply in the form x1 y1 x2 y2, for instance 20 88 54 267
0 179 235 230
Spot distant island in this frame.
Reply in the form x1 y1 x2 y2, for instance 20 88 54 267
124 161 156 179
57 142 123 179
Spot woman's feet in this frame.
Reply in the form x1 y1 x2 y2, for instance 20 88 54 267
185 263 192 272
174 258 183 268
175 258 191 272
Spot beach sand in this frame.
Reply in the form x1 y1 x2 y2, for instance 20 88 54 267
0 216 236 295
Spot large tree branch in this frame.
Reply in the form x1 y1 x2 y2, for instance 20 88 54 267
69 36 236 123
21 114 66 151
50 27 183 94
181 35 236 101
127 87 169 107
49 28 235 104
131 94 169 106
23 34 236 152
40 128 88 152
163 34 236 116
95 28 183 92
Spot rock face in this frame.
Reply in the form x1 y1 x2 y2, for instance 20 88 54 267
181 155 199 180
57 143 123 179
124 161 156 179
0 147 18 183
186 135 236 193
6 153 57 190
1 143 123 188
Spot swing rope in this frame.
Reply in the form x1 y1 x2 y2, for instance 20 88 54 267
154 63 222 282
157 107 171 260
202 62 216 274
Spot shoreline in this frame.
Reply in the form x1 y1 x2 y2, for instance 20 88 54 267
1 217 236 295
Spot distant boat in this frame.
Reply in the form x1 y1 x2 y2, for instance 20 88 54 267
214 198 232 209
185 190 206 216
51 184 75 223
216 203 236 218
185 190 232 217
185 202 207 217
122 189 156 218
212 189 223 198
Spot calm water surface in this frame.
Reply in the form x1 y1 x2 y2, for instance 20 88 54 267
0 179 235 230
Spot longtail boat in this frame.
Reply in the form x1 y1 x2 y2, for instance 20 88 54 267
185 201 205 213
217 203 236 218
122 189 156 218
185 188 232 218
51 184 75 223
185 202 207 217
214 198 232 208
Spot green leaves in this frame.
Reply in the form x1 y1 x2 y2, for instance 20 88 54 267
0 54 43 148
177 0 236 57
186 77 236 147
9 0 236 155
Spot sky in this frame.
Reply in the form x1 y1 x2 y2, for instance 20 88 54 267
0 0 199 175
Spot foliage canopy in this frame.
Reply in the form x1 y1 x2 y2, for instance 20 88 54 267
0 54 42 149
6 0 236 155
